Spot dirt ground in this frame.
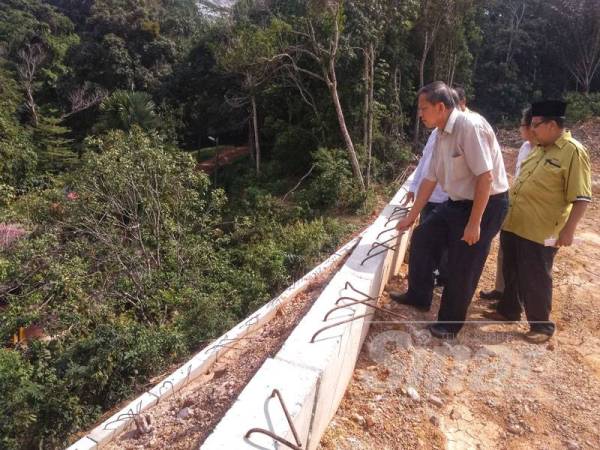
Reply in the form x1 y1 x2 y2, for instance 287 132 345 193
319 121 600 450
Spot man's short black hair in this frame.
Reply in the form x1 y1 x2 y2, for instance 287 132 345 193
418 81 456 109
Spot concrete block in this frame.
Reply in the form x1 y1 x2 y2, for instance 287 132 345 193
201 358 320 450
65 436 97 450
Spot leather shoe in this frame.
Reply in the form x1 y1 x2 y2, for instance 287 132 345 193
428 323 457 339
388 291 430 312
524 330 552 344
479 289 503 300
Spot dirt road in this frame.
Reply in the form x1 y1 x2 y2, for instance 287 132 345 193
320 123 600 450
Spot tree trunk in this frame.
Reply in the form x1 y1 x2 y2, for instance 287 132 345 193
363 47 369 151
251 94 260 175
328 62 365 191
366 43 375 189
413 33 429 152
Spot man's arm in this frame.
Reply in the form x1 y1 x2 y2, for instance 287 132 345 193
396 178 436 231
462 171 492 245
556 201 588 246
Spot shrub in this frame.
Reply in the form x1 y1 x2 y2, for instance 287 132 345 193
0 349 40 450
299 148 364 212
565 91 600 123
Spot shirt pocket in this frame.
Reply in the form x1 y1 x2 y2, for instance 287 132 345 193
531 162 564 194
449 154 470 180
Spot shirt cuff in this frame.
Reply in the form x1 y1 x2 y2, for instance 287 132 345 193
573 196 592 202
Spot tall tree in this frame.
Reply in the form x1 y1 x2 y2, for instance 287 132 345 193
412 0 450 149
215 20 288 174
552 0 600 94
280 0 366 190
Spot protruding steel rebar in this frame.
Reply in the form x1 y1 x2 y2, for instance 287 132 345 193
244 389 303 450
310 313 374 343
323 298 406 321
245 429 302 450
343 281 374 300
376 226 400 240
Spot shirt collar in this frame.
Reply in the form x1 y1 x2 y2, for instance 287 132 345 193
554 130 571 149
442 108 460 134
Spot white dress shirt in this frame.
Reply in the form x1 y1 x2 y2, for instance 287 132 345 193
426 108 509 201
409 129 449 204
515 141 532 178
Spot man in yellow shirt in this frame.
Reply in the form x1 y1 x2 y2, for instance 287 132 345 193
487 100 592 343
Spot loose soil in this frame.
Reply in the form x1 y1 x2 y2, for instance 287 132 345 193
319 121 600 450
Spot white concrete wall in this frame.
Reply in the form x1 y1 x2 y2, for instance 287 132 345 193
201 180 414 450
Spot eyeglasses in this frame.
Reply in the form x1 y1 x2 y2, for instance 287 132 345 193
531 119 549 129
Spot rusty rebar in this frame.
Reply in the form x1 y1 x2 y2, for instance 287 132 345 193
244 388 303 450
323 298 406 321
245 428 302 450
310 313 374 343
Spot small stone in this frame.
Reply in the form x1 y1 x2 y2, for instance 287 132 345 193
365 416 375 427
566 441 580 450
177 407 193 419
507 424 521 435
352 413 366 426
450 408 461 420
533 367 543 373
428 395 444 407
430 415 440 426
406 387 420 401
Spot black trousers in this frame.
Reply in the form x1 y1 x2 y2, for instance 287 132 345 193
496 231 558 335
407 192 508 333
420 202 448 283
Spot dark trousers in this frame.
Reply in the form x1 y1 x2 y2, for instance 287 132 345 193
496 231 558 335
420 202 448 284
407 192 508 333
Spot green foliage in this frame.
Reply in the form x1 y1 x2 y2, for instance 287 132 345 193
34 113 77 173
300 148 366 212
2 1 599 448
95 90 161 133
565 92 600 123
0 349 40 450
0 127 353 447
0 67 37 196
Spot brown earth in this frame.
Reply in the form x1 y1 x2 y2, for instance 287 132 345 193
319 122 600 450
197 146 250 174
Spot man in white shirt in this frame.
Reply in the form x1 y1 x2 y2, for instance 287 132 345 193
394 89 464 291
395 81 509 339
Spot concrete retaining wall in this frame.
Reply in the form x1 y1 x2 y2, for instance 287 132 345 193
201 179 414 450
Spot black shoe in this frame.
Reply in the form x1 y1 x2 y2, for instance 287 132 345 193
389 291 430 312
479 289 503 300
428 323 457 339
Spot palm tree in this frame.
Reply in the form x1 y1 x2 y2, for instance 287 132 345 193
95 90 160 133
